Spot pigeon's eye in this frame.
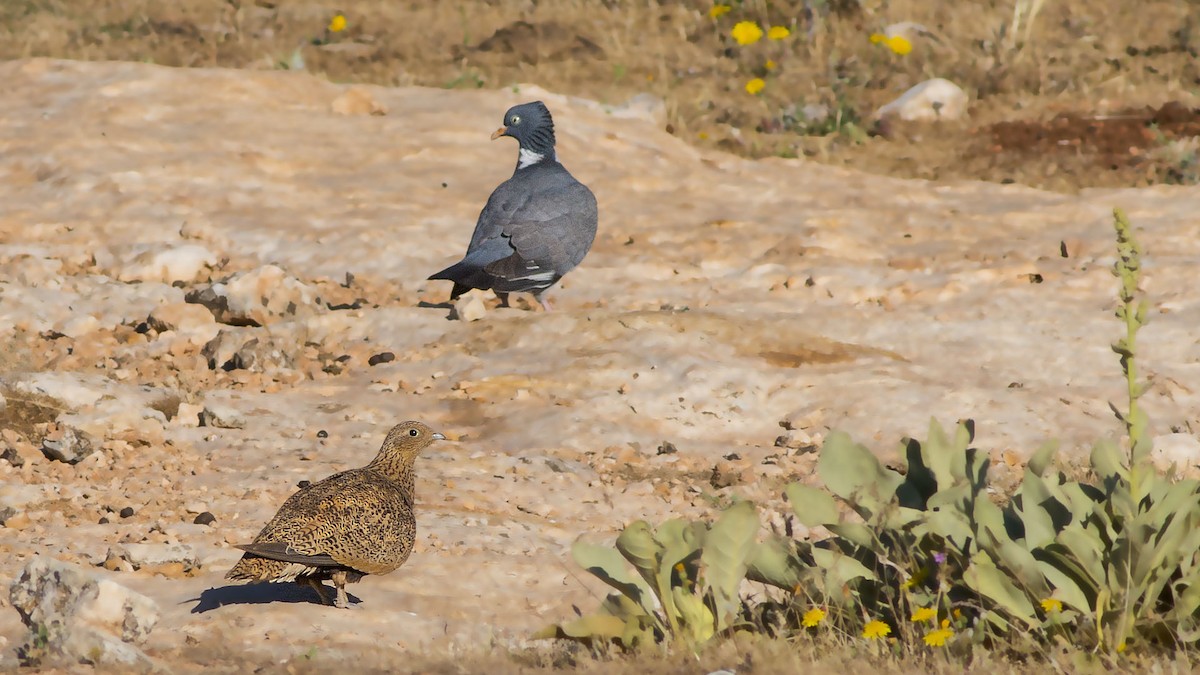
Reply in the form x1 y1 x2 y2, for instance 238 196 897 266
408 428 419 437
509 115 521 126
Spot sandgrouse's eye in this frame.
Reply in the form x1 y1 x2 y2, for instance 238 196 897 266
510 115 521 126
408 428 419 437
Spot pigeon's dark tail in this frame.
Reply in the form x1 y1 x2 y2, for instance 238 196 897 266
428 263 482 300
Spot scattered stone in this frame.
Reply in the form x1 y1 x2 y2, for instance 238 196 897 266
368 351 396 366
185 264 322 326
119 507 135 519
117 543 198 572
3 512 32 530
40 424 96 464
0 484 44 510
199 401 246 429
9 556 159 667
331 86 388 116
875 78 968 122
147 301 220 344
450 290 488 322
201 328 295 373
193 512 217 526
657 441 678 455
117 243 219 284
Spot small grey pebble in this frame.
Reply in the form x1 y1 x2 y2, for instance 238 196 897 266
368 352 396 366
317 430 328 439
297 480 312 489
657 441 678 455
119 506 135 518
193 512 217 526
98 516 110 524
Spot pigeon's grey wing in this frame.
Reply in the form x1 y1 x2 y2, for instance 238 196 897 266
428 179 535 284
485 182 598 293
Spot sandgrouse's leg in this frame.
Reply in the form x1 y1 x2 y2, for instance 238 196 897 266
495 292 510 308
305 577 332 606
534 292 553 312
332 570 350 609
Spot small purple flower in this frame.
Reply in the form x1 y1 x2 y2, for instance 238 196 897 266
933 552 947 565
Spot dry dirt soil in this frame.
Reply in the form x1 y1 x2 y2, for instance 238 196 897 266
2 0 1200 191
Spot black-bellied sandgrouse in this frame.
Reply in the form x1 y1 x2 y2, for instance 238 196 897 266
429 101 598 312
225 421 444 608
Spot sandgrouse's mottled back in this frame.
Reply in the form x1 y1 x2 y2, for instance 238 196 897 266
225 421 444 608
428 100 598 312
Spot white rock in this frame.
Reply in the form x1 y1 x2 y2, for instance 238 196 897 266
147 301 218 344
186 264 322 326
1151 433 1200 474
451 290 489 322
118 543 198 570
8 556 159 667
875 78 968 122
117 244 218 284
200 400 246 429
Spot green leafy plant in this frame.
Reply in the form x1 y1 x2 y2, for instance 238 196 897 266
536 500 759 650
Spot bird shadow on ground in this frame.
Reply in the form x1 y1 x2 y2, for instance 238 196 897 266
187 583 361 613
416 300 454 309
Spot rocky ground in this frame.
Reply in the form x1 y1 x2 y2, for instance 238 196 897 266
1 58 1199 671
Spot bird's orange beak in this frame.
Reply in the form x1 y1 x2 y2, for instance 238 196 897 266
491 127 508 140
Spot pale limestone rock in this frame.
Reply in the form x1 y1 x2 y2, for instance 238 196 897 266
875 78 968 122
451 290 489 322
9 556 159 667
117 543 198 571
117 244 218 284
186 264 322 326
147 301 219 345
199 400 246 429
39 424 96 464
1151 433 1200 475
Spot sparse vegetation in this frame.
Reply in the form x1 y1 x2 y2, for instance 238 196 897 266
542 209 1200 666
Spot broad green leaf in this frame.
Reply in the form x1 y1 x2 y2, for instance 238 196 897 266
616 521 663 587
818 431 903 518
533 613 627 641
964 551 1038 628
671 586 715 644
746 536 804 590
573 541 658 619
701 500 759 630
1027 440 1059 477
1091 438 1128 482
785 483 839 527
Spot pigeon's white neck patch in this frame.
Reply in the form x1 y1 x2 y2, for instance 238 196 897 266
518 148 557 169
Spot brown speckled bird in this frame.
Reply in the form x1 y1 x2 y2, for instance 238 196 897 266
225 421 445 608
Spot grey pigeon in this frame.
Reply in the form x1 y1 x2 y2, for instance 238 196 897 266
429 101 598 312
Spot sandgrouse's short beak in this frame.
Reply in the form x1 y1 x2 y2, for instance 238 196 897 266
491 127 508 141
431 432 446 441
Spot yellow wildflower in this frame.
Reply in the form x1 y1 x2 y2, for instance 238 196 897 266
862 620 891 639
952 608 962 619
885 35 912 55
764 59 777 71
910 606 937 623
802 607 826 627
328 14 347 33
767 26 790 40
1040 598 1063 613
924 625 954 647
698 132 709 140
869 32 886 44
744 77 765 95
708 4 732 18
731 21 763 46
1116 641 1127 654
